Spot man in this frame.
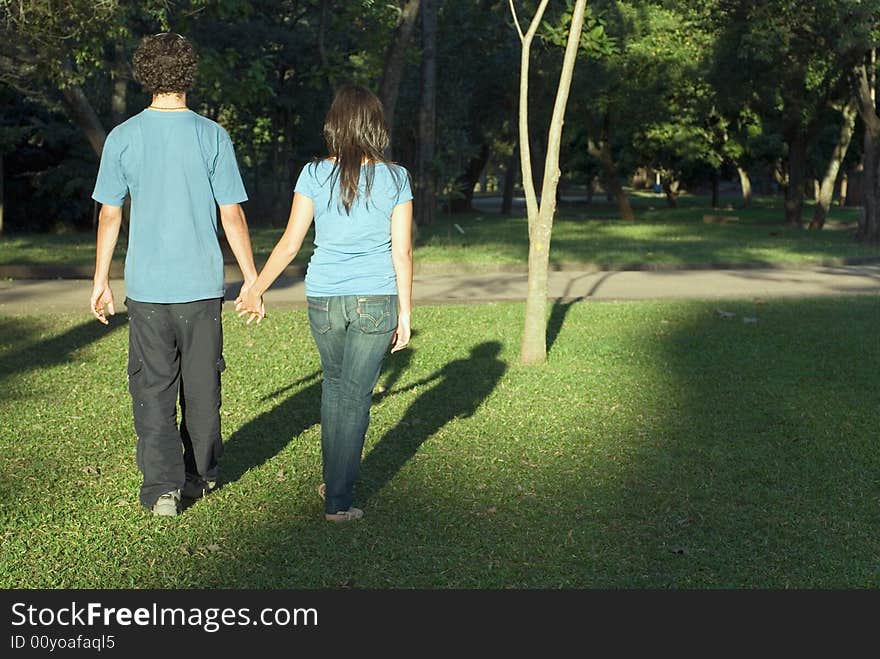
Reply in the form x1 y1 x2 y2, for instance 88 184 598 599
90 33 259 516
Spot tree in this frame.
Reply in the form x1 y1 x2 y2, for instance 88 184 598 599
511 0 588 365
810 98 858 230
855 57 880 243
414 0 437 226
0 0 120 157
379 0 421 150
709 0 853 226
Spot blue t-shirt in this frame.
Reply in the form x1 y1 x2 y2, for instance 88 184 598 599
294 160 412 296
92 109 248 303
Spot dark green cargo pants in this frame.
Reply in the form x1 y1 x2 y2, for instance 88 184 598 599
126 298 225 509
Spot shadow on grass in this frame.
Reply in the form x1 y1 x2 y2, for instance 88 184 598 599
219 371 323 485
546 272 614 354
219 332 422 488
0 315 127 401
597 297 880 587
357 341 506 503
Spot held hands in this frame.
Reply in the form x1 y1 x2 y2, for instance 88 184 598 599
391 312 411 353
235 284 266 325
90 281 115 325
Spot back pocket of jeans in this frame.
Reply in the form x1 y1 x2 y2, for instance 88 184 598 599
356 296 395 334
307 297 331 334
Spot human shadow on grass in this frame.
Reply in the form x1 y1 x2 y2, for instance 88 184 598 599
218 370 323 485
356 341 507 504
0 315 127 400
218 335 419 487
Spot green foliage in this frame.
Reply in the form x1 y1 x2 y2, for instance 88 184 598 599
542 1 617 58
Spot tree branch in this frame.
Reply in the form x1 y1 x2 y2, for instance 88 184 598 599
508 0 524 41
539 0 588 217
510 0 551 226
855 63 880 137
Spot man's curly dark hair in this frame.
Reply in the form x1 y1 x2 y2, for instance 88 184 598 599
132 33 198 95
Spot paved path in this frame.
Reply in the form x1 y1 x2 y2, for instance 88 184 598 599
1 265 878 314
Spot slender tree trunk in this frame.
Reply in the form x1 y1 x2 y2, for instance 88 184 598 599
810 98 858 230
111 42 128 127
784 128 806 226
663 178 679 208
737 165 752 207
510 0 587 365
501 144 517 214
450 143 490 212
379 0 421 150
855 56 880 243
587 116 634 221
60 86 106 157
414 0 436 226
839 172 848 207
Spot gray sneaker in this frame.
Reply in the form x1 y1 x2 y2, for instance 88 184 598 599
182 477 218 500
152 490 181 517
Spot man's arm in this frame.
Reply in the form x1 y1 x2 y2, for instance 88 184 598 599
219 203 259 288
90 204 123 324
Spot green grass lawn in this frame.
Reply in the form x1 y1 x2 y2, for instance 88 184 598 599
2 297 878 588
2 194 877 271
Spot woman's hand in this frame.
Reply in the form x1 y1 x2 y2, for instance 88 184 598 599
391 311 411 353
235 285 265 324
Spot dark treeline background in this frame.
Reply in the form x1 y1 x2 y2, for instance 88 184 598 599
2 0 880 242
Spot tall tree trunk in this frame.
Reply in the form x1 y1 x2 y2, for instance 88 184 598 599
60 86 106 158
501 143 517 215
855 56 880 243
510 0 587 365
587 123 635 220
784 128 806 226
58 60 106 157
663 178 679 208
839 171 848 207
737 165 752 207
414 0 436 226
810 98 858 230
379 0 421 151
111 42 128 127
450 143 490 212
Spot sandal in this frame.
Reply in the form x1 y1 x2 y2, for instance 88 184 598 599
325 507 364 523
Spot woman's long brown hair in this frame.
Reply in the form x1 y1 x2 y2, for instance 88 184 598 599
322 84 392 214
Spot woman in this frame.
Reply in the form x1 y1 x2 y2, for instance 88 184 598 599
236 84 413 522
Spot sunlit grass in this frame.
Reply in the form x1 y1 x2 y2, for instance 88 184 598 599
1 195 876 271
1 297 878 588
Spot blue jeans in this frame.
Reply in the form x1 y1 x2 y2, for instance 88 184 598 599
307 294 397 514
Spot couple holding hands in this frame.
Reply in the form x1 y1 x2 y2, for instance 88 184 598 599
90 33 412 522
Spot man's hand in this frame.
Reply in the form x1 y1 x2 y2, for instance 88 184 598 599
391 312 411 353
90 281 116 325
235 284 265 325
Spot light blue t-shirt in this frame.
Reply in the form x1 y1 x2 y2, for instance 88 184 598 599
294 159 412 296
92 109 248 303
